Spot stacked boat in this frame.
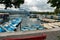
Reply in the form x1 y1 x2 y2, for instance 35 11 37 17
21 24 45 31
0 17 22 32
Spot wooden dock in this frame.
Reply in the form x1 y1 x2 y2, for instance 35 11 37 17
41 22 60 29
40 18 59 23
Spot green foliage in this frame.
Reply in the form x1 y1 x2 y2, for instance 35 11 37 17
30 12 55 15
19 0 24 4
47 0 60 14
12 0 24 8
0 0 24 9
47 0 60 8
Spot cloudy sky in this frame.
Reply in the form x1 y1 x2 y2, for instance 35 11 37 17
0 0 55 12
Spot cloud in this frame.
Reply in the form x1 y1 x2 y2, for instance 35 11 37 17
0 0 55 12
0 4 5 8
21 0 55 12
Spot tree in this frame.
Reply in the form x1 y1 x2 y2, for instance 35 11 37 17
4 0 12 9
47 0 60 13
13 0 24 8
0 0 24 9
